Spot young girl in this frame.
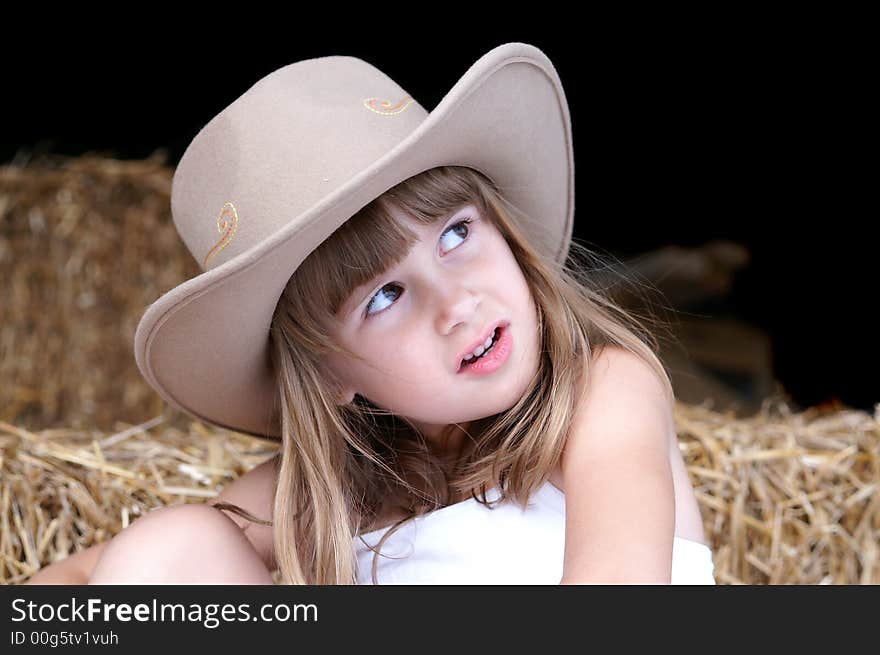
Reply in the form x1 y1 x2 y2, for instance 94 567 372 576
26 42 714 585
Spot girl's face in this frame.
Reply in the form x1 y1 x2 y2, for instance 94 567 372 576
326 203 541 447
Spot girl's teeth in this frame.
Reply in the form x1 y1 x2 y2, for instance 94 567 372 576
469 331 497 358
463 332 499 365
461 328 501 366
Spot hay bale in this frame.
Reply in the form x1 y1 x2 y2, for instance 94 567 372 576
0 152 199 432
1 399 877 585
675 398 879 584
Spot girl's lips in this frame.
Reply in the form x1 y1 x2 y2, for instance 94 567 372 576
455 320 508 372
457 323 512 376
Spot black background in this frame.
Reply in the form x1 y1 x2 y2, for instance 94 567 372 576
2 19 875 412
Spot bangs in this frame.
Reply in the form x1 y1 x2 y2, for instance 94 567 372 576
302 166 495 320
324 202 423 318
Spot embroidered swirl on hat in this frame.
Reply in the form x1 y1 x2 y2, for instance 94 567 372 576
204 201 239 269
363 95 414 115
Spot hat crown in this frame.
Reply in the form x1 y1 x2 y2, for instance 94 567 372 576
171 55 428 271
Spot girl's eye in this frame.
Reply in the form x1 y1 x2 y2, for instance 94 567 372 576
438 217 472 253
364 217 474 318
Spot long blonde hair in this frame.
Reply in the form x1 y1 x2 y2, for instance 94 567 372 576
253 165 675 584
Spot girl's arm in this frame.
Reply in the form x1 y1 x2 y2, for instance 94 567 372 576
24 542 108 585
559 347 676 584
208 455 277 572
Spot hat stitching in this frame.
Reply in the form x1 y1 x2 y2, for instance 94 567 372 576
362 96 414 115
204 201 240 269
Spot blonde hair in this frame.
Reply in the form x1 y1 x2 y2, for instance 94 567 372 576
240 166 675 584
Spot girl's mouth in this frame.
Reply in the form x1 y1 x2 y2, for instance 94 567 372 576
458 325 512 375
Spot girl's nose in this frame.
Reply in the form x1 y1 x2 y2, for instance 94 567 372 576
436 287 481 335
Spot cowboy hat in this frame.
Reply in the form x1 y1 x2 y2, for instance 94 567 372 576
133 41 575 439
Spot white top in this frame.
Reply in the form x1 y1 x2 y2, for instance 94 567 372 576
354 480 716 585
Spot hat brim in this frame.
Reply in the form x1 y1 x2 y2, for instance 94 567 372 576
134 42 575 439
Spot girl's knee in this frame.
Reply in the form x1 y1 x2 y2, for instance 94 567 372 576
89 503 274 585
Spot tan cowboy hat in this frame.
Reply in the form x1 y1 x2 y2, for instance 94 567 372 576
133 41 575 440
